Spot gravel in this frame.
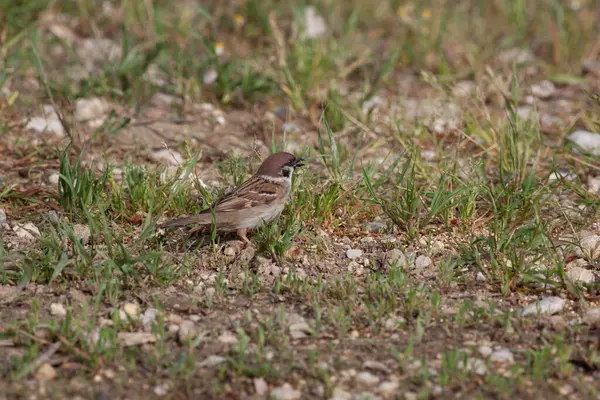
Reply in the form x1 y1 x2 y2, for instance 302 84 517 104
118 332 156 346
414 255 432 269
271 383 302 400
346 248 363 259
568 130 600 156
356 371 381 386
521 296 565 316
50 303 67 317
13 222 40 241
197 355 226 368
490 348 514 363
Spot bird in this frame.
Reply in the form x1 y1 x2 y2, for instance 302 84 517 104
159 152 305 244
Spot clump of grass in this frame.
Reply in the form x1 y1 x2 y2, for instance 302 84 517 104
57 148 111 217
362 155 465 239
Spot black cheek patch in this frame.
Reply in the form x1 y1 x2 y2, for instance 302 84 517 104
281 168 291 178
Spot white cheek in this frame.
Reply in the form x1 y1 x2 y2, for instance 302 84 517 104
281 166 294 178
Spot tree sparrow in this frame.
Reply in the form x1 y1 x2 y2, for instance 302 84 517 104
160 152 305 244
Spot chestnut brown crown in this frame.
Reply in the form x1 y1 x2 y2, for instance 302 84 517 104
256 152 304 177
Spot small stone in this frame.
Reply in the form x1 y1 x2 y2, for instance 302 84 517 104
404 392 418 400
189 314 201 322
168 324 179 334
476 272 486 282
167 313 184 325
203 69 218 85
330 387 352 400
490 348 514 364
141 308 159 330
153 383 169 397
465 358 488 375
530 80 556 99
364 360 390 374
75 97 109 121
497 48 534 64
48 173 60 186
112 168 123 182
576 235 600 260
122 303 139 319
254 377 268 396
77 38 121 65
521 296 564 316
385 249 406 267
223 246 236 257
588 176 600 194
36 363 57 381
356 371 380 386
0 209 7 230
517 106 534 120
360 236 375 244
583 308 600 324
118 332 156 346
150 149 184 166
287 313 312 339
421 150 436 161
73 224 91 244
566 266 596 283
197 355 226 368
218 330 238 344
304 6 326 38
85 329 100 346
414 255 432 269
377 381 399 396
13 222 40 241
478 345 492 357
289 321 312 339
558 384 574 396
568 130 600 156
346 248 363 259
178 320 199 342
102 369 116 379
271 383 301 400
50 303 67 317
25 110 65 136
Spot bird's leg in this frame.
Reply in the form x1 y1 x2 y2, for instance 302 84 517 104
236 228 252 246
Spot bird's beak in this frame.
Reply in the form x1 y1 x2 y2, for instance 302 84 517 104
293 157 305 167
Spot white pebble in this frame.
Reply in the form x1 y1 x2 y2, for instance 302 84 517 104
50 303 67 317
346 248 363 259
521 296 564 316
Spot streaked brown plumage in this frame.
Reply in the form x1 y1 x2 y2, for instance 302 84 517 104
159 152 304 243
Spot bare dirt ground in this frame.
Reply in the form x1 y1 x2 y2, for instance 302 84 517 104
1 1 600 399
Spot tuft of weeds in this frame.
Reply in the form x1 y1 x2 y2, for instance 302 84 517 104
363 155 465 238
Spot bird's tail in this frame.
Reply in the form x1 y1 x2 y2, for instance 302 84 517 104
159 215 212 229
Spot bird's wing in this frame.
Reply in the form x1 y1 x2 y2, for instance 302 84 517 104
200 177 284 214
